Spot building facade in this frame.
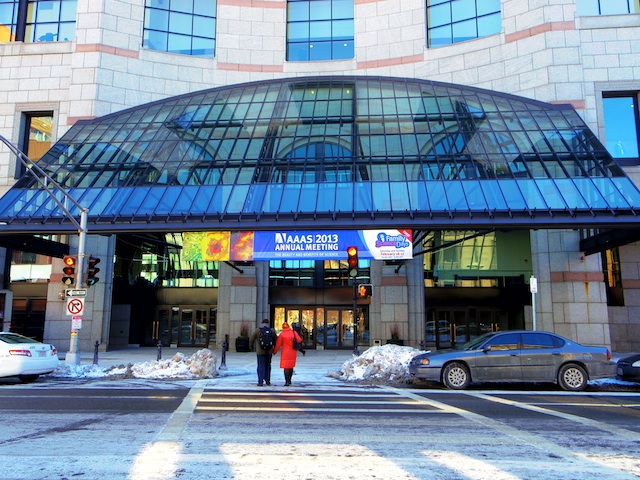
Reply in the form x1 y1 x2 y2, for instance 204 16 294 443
1 0 640 355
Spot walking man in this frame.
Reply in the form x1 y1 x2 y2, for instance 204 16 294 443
250 318 277 386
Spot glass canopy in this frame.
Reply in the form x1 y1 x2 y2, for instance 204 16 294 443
1 75 639 233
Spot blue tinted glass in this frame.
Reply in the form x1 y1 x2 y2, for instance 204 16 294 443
535 180 571 209
172 0 193 14
429 25 452 46
477 12 501 37
145 8 168 29
168 33 191 53
372 183 391 210
309 41 331 60
462 181 488 210
333 0 353 19
288 1 309 21
58 21 74 41
390 182 411 210
336 183 353 210
194 0 214 16
408 181 429 209
144 29 168 50
603 96 638 158
600 0 631 14
332 19 353 39
288 22 309 41
498 180 527 209
169 12 192 35
192 36 214 56
451 0 475 22
607 178 639 208
516 180 547 209
429 3 451 27
354 182 372 211
453 19 476 43
309 0 331 20
299 184 317 211
477 0 500 16
60 1 76 22
480 180 507 210
445 182 468 210
427 181 447 209
576 0 600 15
193 16 215 38
36 2 61 22
310 20 331 40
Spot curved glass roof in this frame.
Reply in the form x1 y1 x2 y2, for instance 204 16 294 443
1 75 639 233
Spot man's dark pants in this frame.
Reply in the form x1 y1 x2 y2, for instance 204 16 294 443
257 353 272 385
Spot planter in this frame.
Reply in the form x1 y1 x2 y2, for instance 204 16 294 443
386 338 404 346
235 337 251 352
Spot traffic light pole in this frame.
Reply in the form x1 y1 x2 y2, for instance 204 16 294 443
0 135 88 365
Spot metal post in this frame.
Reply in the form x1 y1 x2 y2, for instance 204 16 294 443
93 340 99 365
530 274 538 331
157 340 163 361
352 282 360 356
220 334 229 370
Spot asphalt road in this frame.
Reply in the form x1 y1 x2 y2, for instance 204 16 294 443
0 378 639 480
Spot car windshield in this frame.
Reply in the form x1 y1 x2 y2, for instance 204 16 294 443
0 333 40 344
458 332 499 351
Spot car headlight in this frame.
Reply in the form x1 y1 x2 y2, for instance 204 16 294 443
414 358 430 366
632 360 640 368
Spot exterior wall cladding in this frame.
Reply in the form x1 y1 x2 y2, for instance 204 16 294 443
1 0 639 353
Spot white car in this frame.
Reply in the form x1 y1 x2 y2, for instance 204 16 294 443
0 332 59 383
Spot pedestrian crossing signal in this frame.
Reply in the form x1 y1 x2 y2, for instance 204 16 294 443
358 284 372 298
62 255 76 286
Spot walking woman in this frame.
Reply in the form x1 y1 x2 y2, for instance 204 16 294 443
273 321 303 386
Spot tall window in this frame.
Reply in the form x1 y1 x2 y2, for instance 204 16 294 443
17 112 53 177
603 93 639 161
576 0 640 15
426 0 501 48
287 0 354 62
143 0 216 57
0 0 76 44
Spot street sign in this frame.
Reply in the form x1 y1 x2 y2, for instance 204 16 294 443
72 316 82 330
66 297 84 316
66 289 87 297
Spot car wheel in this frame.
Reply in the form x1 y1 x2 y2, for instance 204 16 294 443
442 362 470 390
558 363 587 391
18 374 39 383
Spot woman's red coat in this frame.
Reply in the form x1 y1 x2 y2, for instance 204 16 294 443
273 325 302 369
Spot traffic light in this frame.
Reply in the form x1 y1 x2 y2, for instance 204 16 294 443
347 246 358 278
86 256 101 286
62 255 77 286
358 284 373 298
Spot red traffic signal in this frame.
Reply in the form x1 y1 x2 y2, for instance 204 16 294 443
347 246 358 277
62 255 76 286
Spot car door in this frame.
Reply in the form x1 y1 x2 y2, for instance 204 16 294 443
473 332 521 382
520 332 561 381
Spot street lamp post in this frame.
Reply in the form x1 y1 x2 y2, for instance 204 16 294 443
0 135 88 365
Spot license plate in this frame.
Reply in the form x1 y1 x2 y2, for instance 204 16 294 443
617 367 623 375
38 350 47 357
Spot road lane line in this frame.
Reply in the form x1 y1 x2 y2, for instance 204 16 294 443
382 386 638 479
463 391 640 441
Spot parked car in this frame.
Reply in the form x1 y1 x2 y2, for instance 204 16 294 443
617 353 640 381
0 332 59 383
409 330 615 391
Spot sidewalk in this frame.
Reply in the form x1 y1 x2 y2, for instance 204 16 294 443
69 345 356 389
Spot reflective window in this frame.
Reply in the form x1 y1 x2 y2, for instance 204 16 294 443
427 0 501 47
143 0 216 57
1 0 76 43
17 112 53 177
603 94 639 160
287 0 354 61
576 0 640 15
522 333 556 349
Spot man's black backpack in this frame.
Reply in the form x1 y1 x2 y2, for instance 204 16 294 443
259 326 274 350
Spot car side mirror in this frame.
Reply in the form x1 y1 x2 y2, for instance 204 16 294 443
482 345 492 353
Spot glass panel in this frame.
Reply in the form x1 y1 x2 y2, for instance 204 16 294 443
603 96 639 159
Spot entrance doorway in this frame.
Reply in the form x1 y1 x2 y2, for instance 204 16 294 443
273 306 368 350
425 307 512 349
155 306 217 347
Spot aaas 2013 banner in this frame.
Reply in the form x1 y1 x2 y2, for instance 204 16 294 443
183 229 412 261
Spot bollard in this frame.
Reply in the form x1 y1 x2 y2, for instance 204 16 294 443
157 340 162 361
220 334 229 370
93 340 100 365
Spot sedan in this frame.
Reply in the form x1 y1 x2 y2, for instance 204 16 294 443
617 353 640 381
409 330 616 391
0 332 59 383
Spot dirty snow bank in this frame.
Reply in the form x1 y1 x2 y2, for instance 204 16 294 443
51 348 218 379
331 344 425 383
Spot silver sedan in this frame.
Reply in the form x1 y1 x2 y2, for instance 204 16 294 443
409 330 616 391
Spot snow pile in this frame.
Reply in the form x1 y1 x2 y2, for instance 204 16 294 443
51 348 218 379
334 344 424 384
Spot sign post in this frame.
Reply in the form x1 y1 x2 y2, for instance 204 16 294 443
530 275 538 331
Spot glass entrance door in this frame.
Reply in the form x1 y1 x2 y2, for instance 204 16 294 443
156 306 215 347
322 308 354 349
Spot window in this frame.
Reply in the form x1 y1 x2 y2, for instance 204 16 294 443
522 333 556 349
143 0 216 57
602 93 639 161
426 0 501 48
287 0 354 62
485 333 519 351
17 112 53 177
576 0 640 16
0 0 76 44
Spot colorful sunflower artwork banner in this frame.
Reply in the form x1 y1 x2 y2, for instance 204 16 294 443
183 232 254 261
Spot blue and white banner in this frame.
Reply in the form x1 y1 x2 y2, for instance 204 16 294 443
253 229 412 260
